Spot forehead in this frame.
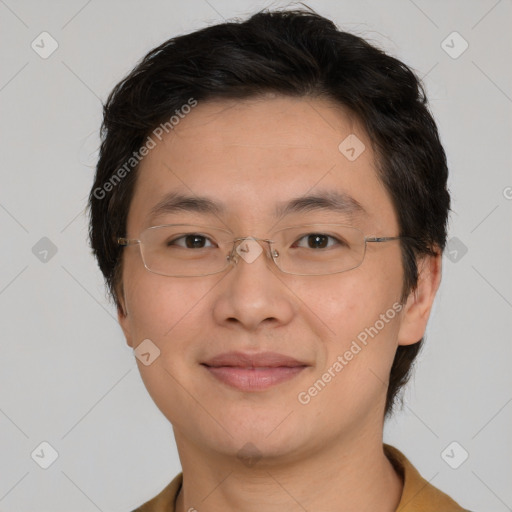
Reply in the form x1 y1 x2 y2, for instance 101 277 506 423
126 95 398 233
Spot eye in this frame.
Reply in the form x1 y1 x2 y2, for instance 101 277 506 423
293 233 344 249
168 234 216 249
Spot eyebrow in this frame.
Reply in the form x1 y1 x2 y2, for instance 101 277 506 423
274 190 366 218
147 192 224 223
146 190 366 223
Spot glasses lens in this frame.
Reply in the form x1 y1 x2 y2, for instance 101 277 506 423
272 224 366 275
136 224 366 277
139 225 232 276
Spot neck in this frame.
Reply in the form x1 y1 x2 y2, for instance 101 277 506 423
174 433 403 512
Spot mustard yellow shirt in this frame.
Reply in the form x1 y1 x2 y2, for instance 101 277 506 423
131 444 472 511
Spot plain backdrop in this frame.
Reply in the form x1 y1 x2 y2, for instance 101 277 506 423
0 1 511 511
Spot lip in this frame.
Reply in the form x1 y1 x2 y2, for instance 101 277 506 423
201 351 309 391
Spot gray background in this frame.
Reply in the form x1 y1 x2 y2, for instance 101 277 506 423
0 0 511 511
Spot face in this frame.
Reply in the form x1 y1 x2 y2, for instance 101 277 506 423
118 95 435 463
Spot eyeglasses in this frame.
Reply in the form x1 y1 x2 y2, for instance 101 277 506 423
116 223 405 277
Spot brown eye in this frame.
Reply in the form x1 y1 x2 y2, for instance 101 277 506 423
294 233 341 249
168 234 215 248
185 235 207 248
307 234 329 249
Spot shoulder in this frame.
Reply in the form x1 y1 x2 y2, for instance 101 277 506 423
130 473 183 512
129 450 478 512
384 444 473 512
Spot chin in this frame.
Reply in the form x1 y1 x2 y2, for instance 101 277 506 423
210 433 306 467
175 411 305 460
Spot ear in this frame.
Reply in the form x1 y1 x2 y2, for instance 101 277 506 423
116 286 134 349
397 252 442 346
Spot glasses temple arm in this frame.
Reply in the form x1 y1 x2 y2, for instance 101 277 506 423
366 236 414 243
115 236 141 246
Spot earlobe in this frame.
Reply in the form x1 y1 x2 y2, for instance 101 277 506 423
116 285 128 319
397 252 442 347
117 301 127 318
117 291 134 348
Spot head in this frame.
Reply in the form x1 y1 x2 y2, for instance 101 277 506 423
88 8 449 457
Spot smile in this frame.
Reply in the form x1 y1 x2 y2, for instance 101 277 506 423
202 365 307 391
201 351 310 391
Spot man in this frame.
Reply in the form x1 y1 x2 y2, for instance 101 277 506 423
88 8 473 512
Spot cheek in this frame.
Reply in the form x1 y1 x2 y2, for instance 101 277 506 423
122 269 223 424
123 260 219 338
290 262 402 341
122 266 231 391
293 262 403 388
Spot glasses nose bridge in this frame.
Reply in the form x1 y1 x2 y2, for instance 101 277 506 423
228 235 277 267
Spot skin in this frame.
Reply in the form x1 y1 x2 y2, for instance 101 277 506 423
117 95 442 512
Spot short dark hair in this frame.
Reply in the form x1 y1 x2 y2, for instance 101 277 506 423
88 7 450 418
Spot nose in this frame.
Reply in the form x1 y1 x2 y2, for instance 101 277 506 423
211 237 295 332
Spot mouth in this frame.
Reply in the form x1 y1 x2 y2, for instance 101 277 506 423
201 351 310 392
